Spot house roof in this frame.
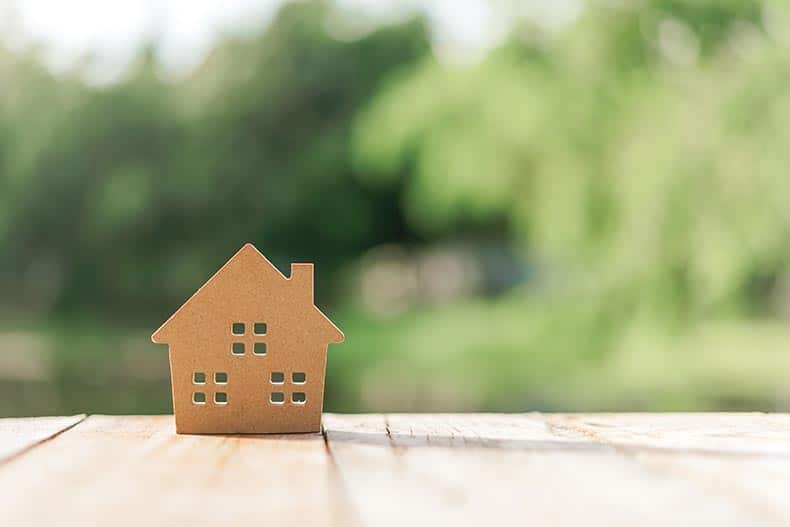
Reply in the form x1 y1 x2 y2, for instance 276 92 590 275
151 243 344 345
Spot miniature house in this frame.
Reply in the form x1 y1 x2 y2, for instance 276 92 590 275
151 243 344 434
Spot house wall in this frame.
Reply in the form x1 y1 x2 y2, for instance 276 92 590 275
170 338 327 434
155 245 339 434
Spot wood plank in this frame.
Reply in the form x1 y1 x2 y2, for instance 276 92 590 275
324 413 778 527
632 450 790 525
0 414 85 463
0 415 355 526
3 413 790 526
544 414 790 524
544 413 790 455
383 412 591 447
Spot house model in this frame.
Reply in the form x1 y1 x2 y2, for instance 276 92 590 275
151 243 344 434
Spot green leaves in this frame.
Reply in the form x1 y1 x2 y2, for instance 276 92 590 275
351 0 790 321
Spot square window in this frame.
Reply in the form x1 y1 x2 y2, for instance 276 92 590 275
254 322 267 335
231 342 245 355
253 342 267 355
231 322 245 335
271 372 284 384
193 372 206 384
214 392 228 405
270 392 285 404
193 392 206 404
214 372 228 384
292 392 306 404
292 372 306 384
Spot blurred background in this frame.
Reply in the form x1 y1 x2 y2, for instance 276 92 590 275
1 0 790 417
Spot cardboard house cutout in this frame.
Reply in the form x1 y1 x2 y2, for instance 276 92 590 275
151 243 344 434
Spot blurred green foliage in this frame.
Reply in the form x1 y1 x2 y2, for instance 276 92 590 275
1 3 431 319
2 0 790 416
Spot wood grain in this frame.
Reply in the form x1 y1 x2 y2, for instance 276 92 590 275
543 413 790 524
544 413 790 455
324 413 774 527
0 414 85 463
0 415 353 526
2 413 790 526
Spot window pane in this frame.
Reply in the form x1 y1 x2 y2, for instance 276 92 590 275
193 392 206 404
270 392 285 404
254 322 267 335
292 392 306 404
214 392 228 404
193 372 206 384
253 342 267 355
231 342 245 355
292 372 306 384
231 322 245 335
271 372 284 384
214 372 228 384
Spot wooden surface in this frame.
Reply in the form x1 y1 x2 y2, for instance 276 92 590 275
2 414 790 526
0 414 84 462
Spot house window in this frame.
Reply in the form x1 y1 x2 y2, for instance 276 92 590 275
271 372 284 384
292 392 306 404
193 372 206 384
214 372 228 384
215 392 228 405
270 392 285 404
292 372 306 384
193 392 206 405
230 323 267 357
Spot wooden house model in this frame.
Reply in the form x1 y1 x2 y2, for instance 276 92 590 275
151 243 344 434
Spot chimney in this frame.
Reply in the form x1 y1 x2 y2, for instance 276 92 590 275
290 263 314 304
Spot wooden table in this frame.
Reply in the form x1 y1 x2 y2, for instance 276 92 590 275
2 413 790 526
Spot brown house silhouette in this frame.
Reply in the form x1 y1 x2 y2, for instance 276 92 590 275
151 243 344 434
